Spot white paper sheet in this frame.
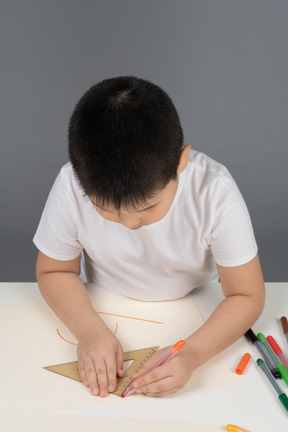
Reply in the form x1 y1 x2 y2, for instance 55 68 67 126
0 284 235 411
0 411 261 432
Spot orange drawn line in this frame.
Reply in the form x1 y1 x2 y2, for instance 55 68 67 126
95 311 164 324
57 328 77 345
114 322 119 335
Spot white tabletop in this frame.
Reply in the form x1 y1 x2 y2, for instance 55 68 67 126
0 282 287 431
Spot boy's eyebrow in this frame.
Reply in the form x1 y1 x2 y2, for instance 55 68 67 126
91 201 159 213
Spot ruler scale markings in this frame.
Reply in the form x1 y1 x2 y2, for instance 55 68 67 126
43 346 159 397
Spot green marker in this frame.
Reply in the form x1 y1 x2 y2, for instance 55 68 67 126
257 359 288 413
257 333 288 385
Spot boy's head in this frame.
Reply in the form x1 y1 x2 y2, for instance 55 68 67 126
68 76 186 215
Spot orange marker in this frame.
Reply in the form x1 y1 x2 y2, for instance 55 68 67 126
235 353 251 375
226 425 249 432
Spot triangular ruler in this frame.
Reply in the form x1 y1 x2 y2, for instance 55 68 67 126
44 345 159 397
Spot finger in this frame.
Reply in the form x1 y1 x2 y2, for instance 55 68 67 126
140 384 182 397
134 376 178 397
133 362 171 388
94 358 109 398
78 360 89 387
84 358 100 396
116 345 124 377
104 356 118 393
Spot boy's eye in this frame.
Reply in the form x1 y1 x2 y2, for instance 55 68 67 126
141 205 156 212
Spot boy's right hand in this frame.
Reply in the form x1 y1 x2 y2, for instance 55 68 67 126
77 323 124 398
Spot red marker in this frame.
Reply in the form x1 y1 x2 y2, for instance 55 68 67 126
121 340 185 398
267 335 288 369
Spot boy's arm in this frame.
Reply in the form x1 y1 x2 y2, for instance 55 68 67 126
36 251 124 398
131 254 265 396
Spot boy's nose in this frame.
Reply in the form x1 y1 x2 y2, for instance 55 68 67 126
119 215 141 229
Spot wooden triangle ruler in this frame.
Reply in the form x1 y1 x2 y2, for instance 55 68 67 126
44 345 159 397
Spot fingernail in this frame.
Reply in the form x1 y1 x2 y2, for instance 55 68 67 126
133 382 139 389
92 387 99 395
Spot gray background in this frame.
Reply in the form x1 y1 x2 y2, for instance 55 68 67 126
1 0 287 282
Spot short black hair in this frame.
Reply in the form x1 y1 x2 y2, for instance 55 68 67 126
68 76 184 210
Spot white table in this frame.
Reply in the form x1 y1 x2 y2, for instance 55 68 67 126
0 282 287 431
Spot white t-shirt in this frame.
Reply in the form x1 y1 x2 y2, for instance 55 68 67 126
33 150 257 301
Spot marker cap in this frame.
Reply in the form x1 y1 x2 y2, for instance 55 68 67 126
170 340 185 355
257 358 264 366
226 424 247 432
279 393 288 413
245 328 257 343
267 335 281 355
277 364 288 386
257 333 266 343
173 340 185 351
235 353 251 375
281 316 288 334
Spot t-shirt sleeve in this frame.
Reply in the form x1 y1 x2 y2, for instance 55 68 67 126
208 173 258 267
33 166 83 261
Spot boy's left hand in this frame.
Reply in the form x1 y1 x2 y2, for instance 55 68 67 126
130 344 193 397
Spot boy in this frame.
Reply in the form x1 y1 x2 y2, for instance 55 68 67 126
34 76 265 398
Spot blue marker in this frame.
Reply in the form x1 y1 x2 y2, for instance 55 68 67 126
246 329 280 378
257 359 288 413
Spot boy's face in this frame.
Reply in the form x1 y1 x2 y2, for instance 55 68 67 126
90 144 191 230
90 178 179 230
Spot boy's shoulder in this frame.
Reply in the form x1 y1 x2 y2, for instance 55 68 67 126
52 162 87 205
58 162 74 180
188 149 229 177
56 162 81 191
187 149 234 189
185 150 246 214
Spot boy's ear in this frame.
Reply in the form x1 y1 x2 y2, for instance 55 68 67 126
177 144 191 174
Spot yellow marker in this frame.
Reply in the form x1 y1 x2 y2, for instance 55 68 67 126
226 425 249 432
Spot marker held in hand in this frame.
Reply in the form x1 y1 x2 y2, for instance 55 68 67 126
121 340 185 398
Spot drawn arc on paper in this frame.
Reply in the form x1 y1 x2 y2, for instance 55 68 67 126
57 311 164 345
57 324 119 345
